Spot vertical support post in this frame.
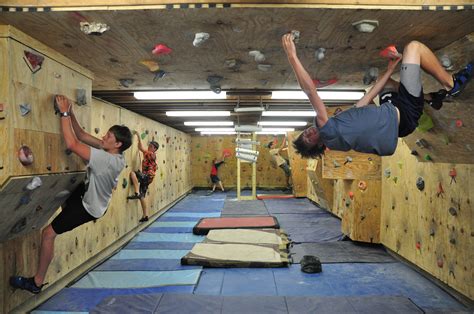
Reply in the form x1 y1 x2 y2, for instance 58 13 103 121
251 132 257 199
237 156 241 200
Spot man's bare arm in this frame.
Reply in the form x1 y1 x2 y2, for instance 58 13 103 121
70 107 102 149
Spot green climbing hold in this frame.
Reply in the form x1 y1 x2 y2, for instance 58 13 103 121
424 154 432 161
196 143 201 148
122 178 128 188
141 132 147 140
417 111 434 132
393 177 398 184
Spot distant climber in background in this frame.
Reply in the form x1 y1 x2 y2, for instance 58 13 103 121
268 136 292 190
10 95 132 294
208 153 226 194
282 33 473 158
127 131 159 223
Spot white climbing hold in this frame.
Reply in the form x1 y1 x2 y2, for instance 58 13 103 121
249 50 265 63
55 190 71 199
363 67 379 85
440 55 453 70
19 104 31 116
193 32 210 47
80 22 110 35
257 64 272 72
26 176 42 190
352 20 379 33
291 30 300 43
315 48 326 62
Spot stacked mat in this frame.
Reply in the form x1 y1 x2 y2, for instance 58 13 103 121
182 228 290 268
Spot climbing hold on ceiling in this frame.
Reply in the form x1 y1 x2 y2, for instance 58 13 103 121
23 51 44 73
429 228 435 236
26 176 42 191
152 44 172 55
363 67 379 85
119 78 135 88
77 89 87 106
140 60 160 72
224 59 241 71
291 30 300 43
448 207 457 216
257 64 272 72
207 75 223 86
379 45 401 59
313 78 338 88
153 70 167 81
249 50 265 63
19 104 31 116
315 48 326 62
80 21 110 35
193 32 210 47
55 190 71 199
416 177 425 191
455 119 463 128
18 145 34 166
439 55 452 70
415 138 429 149
10 217 27 234
20 195 31 205
352 20 379 33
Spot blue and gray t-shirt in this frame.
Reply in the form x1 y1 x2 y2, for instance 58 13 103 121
318 102 398 156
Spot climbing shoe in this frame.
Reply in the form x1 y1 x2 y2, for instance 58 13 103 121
139 216 149 223
449 62 473 97
426 89 447 110
127 193 141 200
10 276 46 294
300 255 322 273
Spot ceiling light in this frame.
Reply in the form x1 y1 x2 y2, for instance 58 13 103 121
201 131 237 135
235 125 262 132
135 91 226 100
166 111 230 117
234 106 265 112
195 128 235 132
184 121 234 126
272 90 364 100
262 111 316 117
258 121 307 126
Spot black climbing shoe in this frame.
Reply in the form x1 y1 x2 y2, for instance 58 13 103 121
127 193 141 200
449 62 473 97
300 255 322 273
139 216 149 223
426 89 447 110
10 276 46 294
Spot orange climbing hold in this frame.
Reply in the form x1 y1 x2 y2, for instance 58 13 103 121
449 168 457 184
379 45 402 59
358 180 367 191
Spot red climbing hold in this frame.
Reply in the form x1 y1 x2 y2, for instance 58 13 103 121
24 51 44 73
449 168 457 184
416 242 421 249
437 258 443 268
455 119 463 128
312 78 338 88
223 148 232 158
436 182 444 198
152 44 172 56
348 191 354 200
379 45 401 59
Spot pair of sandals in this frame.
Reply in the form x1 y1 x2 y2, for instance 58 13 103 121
426 62 473 110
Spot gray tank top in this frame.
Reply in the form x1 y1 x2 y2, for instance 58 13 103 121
318 102 398 156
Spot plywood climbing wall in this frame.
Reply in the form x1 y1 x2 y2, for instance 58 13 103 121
381 139 473 300
286 131 308 197
191 135 288 189
306 158 334 212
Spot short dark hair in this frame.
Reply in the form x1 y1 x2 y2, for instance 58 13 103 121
109 125 132 153
292 130 326 158
149 141 159 150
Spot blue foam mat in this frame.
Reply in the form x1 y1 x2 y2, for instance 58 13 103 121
152 221 197 227
132 233 204 243
95 259 201 271
35 286 194 312
162 212 221 218
144 226 194 233
110 249 189 260
124 241 196 250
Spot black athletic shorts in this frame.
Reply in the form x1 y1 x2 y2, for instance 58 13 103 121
51 183 96 234
381 83 424 137
135 170 151 196
210 175 220 183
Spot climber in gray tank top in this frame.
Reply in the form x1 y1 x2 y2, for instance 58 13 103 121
282 33 472 158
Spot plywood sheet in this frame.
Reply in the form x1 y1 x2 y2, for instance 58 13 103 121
323 150 381 180
287 131 307 197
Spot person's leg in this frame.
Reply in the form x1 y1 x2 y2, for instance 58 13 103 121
402 41 453 90
129 171 140 195
34 225 57 286
218 181 225 192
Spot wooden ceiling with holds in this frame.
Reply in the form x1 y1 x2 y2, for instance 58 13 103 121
0 0 473 133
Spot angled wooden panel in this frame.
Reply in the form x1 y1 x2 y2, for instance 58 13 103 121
287 131 307 197
322 150 381 180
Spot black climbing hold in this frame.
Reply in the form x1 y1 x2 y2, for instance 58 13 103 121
448 207 457 216
20 195 31 205
119 78 134 88
94 128 100 134
416 177 425 191
10 217 27 234
300 255 322 273
411 150 418 156
46 165 52 171
65 166 70 171
76 89 87 106
70 176 77 184
122 178 128 189
65 148 72 155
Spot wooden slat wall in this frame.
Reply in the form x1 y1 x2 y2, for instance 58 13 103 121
287 131 307 197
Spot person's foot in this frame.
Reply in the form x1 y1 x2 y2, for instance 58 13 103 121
448 62 473 97
206 190 214 196
221 189 225 192
127 193 141 200
10 276 45 294
139 216 149 223
426 89 447 110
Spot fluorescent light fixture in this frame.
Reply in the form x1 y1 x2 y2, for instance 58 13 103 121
201 131 237 135
262 111 316 117
195 128 235 132
261 128 295 132
166 111 230 117
272 90 364 100
184 121 234 126
235 125 262 132
234 106 265 112
258 121 307 126
135 91 226 100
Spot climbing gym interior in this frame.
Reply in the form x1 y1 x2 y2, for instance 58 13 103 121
0 1 473 313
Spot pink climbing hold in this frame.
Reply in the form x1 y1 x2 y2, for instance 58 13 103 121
455 119 463 128
437 258 443 268
379 45 402 59
152 44 172 56
312 78 338 88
